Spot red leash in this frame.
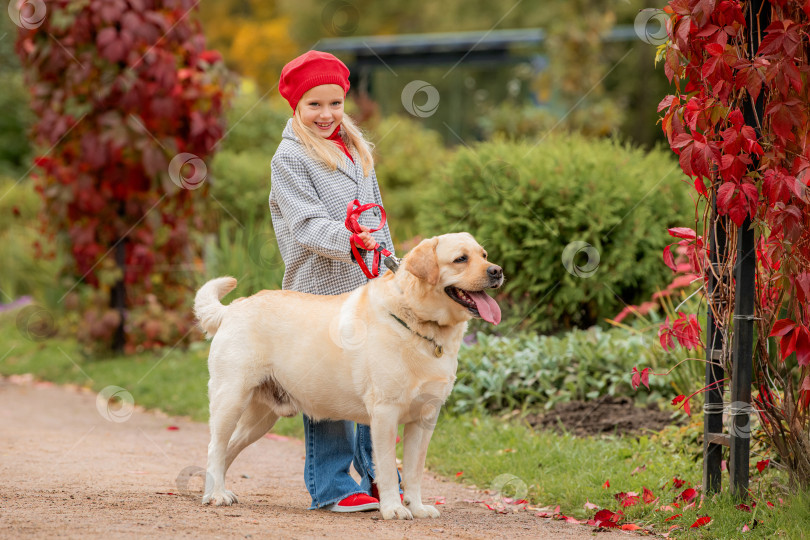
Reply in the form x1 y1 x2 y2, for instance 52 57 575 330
345 199 395 279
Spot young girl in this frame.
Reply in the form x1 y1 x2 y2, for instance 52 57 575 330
269 50 395 512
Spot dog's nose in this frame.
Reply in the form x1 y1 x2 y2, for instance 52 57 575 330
487 265 503 280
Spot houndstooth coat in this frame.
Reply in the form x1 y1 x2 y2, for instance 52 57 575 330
269 119 394 295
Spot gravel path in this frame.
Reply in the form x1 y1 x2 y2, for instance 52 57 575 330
0 375 630 539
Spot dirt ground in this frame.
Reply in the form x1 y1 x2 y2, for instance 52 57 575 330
526 396 679 438
0 375 635 539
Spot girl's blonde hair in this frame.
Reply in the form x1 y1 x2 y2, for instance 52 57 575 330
291 111 375 177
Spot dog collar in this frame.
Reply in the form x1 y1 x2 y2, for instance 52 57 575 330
389 313 443 358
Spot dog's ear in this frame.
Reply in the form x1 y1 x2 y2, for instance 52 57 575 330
406 237 439 285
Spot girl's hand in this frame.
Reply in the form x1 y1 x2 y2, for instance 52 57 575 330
353 226 377 250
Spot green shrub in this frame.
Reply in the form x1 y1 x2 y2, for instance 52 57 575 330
420 134 694 333
448 323 695 415
371 115 449 244
0 177 65 303
208 83 289 226
203 213 285 297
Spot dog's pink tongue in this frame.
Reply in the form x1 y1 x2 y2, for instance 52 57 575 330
468 291 501 325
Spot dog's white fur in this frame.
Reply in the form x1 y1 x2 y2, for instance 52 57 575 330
194 232 502 520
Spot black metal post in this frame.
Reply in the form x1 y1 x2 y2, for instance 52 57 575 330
730 216 755 497
702 204 727 494
728 0 768 499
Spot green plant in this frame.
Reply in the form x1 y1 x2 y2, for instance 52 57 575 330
203 213 285 298
420 134 694 333
449 325 691 415
370 115 449 244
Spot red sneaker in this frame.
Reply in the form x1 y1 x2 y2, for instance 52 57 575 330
371 483 404 503
328 493 380 513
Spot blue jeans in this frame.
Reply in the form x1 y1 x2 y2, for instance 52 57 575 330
303 415 399 509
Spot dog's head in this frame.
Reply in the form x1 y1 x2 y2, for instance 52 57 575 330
401 233 503 326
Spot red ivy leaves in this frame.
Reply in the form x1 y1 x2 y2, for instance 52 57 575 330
769 319 810 366
672 394 692 416
717 178 759 226
631 367 651 390
757 19 803 58
659 312 703 352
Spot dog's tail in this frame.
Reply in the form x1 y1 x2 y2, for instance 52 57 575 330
194 277 238 339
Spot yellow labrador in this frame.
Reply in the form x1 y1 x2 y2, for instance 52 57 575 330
193 232 503 520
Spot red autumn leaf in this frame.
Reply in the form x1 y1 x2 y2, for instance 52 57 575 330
665 513 682 521
631 367 641 390
659 319 676 352
603 479 610 489
166 425 179 431
679 488 698 503
642 486 657 504
640 368 650 390
672 395 685 406
684 398 692 416
672 312 703 350
663 245 677 272
691 515 711 528
614 492 640 507
621 524 642 531
796 326 810 367
765 99 803 143
456 471 463 477
668 227 698 240
762 169 794 205
594 508 622 525
736 503 752 512
757 19 802 58
756 459 770 473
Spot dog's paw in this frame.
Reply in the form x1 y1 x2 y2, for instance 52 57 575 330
202 490 238 506
410 504 440 519
380 503 413 520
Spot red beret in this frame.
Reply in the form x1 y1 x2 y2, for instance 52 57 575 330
279 51 351 112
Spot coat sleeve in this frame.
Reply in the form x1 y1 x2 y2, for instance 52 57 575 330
271 152 355 264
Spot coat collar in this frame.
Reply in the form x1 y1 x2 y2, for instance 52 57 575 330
282 118 363 183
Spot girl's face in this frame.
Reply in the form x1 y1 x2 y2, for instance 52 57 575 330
297 84 345 138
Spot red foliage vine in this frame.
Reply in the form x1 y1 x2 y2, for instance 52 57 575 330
657 0 810 485
14 0 232 351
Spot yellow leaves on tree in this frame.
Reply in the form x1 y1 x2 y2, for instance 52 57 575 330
229 17 298 91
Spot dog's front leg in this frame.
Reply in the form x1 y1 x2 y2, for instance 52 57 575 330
370 406 412 520
401 417 440 518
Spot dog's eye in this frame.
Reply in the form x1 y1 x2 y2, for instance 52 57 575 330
482 252 488 260
454 255 468 263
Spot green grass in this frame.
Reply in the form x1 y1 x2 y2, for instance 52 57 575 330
1 310 807 537
427 414 809 538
